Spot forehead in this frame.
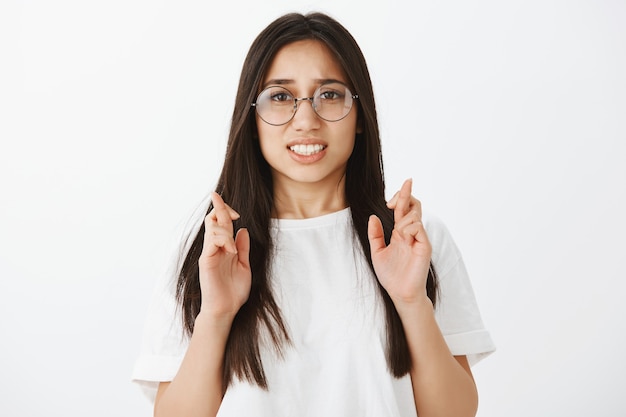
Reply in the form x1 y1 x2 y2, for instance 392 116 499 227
263 39 348 85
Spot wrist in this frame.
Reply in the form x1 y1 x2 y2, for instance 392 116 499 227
393 294 434 320
194 309 236 333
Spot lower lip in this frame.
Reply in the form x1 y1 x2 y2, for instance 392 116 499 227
288 148 327 163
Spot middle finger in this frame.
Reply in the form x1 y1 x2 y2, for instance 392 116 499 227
210 192 239 230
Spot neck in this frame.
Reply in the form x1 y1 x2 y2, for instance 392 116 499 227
271 176 348 219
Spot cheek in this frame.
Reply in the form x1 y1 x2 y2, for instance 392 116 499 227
344 137 357 157
256 122 269 148
258 137 272 160
257 129 281 162
338 119 358 153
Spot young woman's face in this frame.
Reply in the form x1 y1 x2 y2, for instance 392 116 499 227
256 39 359 190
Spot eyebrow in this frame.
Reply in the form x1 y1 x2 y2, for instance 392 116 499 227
262 78 346 89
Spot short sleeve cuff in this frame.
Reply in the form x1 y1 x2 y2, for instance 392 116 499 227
131 355 184 402
443 329 496 366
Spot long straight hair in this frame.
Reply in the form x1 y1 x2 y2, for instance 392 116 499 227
176 12 438 390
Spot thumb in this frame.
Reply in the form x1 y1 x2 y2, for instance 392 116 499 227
234 228 251 269
367 215 386 254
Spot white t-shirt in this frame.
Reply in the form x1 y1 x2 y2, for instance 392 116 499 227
132 208 495 416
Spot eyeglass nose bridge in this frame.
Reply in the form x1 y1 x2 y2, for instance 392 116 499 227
292 96 317 114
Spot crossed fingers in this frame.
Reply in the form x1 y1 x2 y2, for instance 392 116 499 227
387 179 426 244
203 192 241 255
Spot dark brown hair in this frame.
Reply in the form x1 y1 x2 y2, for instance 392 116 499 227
176 11 438 390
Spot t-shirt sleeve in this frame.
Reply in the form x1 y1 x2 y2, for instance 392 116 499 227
131 274 189 403
424 213 496 366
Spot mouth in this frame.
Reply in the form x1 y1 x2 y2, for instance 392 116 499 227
288 144 327 156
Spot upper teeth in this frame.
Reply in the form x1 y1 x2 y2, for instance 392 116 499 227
290 144 325 155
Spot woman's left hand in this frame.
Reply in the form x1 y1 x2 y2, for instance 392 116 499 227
368 178 432 308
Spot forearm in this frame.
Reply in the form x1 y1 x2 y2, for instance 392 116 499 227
154 312 232 417
396 297 478 417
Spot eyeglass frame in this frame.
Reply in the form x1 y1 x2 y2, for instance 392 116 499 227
251 82 359 126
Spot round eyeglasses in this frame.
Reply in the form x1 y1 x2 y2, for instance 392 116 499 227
251 82 359 126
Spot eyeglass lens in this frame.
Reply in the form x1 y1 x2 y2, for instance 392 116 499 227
254 82 354 126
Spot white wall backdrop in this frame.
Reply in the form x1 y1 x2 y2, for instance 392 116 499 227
1 0 624 415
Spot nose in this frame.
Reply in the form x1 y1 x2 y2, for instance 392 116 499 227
291 97 321 130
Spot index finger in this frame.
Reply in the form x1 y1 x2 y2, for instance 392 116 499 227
210 192 240 216
393 178 413 221
210 192 238 230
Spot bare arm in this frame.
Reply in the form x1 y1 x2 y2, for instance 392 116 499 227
154 314 232 417
396 299 478 417
154 193 251 417
368 179 478 417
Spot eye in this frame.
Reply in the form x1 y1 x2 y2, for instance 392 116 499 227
269 91 294 102
318 90 343 100
320 91 339 100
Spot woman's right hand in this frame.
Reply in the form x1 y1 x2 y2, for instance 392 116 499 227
197 192 251 321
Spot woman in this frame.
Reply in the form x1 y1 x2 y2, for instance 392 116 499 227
132 11 495 417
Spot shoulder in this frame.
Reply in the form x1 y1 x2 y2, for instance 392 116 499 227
422 212 464 276
421 211 450 242
422 213 496 363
